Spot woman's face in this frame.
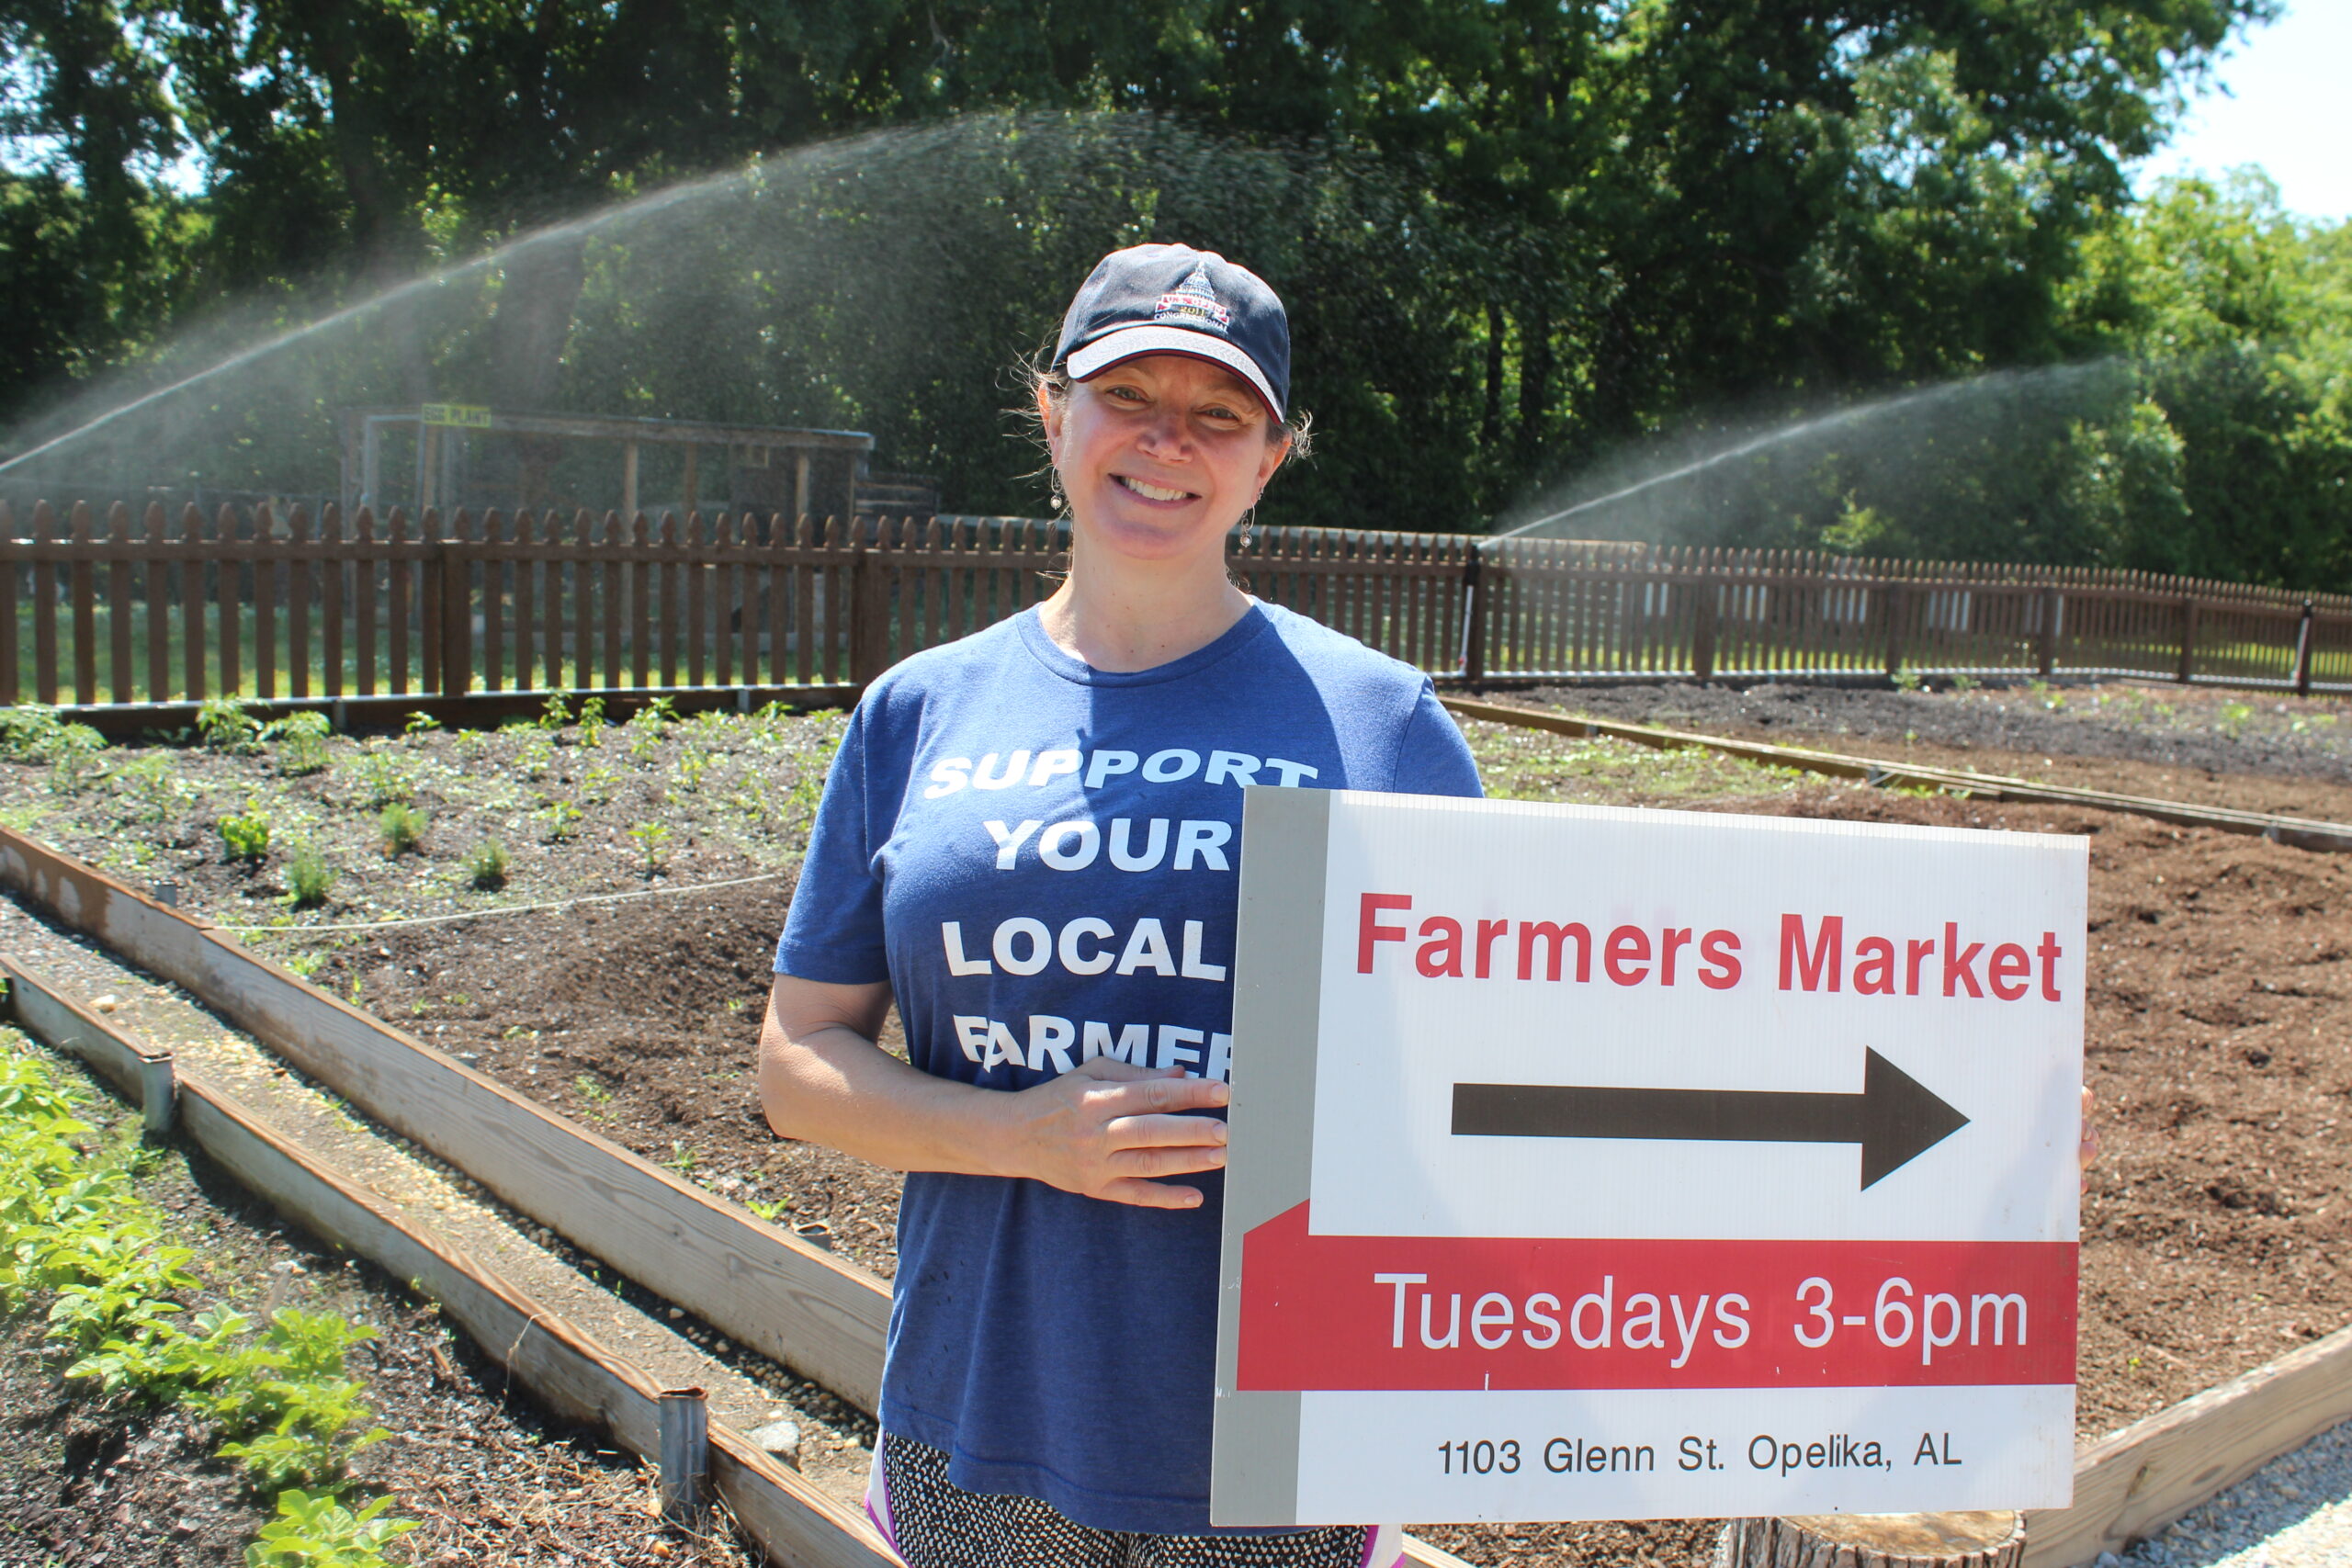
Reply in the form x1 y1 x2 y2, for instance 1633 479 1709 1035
1043 354 1289 567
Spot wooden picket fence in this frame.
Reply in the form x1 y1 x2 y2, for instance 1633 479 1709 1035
1 500 2346 716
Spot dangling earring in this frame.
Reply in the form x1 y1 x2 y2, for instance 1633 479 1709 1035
1048 471 1066 513
1237 506 1255 548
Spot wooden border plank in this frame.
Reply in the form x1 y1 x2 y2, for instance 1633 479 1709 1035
2023 1325 2352 1564
0 824 891 1412
0 958 897 1568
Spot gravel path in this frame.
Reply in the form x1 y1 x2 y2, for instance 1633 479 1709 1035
2113 1418 2352 1567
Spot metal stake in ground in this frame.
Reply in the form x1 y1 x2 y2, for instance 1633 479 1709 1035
659 1386 709 1528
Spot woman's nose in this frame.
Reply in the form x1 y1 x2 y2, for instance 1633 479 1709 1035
1135 412 1192 458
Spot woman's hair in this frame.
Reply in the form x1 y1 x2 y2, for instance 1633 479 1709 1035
1016 351 1315 513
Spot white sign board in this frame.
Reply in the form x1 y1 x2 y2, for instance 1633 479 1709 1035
1212 790 2083 1526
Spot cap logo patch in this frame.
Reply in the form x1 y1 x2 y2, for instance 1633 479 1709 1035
1153 261 1232 333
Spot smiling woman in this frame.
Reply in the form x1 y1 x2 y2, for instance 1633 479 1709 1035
756 243 1482 1568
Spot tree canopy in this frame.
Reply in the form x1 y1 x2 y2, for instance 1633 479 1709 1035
6 0 2344 590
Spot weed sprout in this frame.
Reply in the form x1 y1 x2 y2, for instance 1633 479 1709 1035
285 843 335 908
378 802 426 855
219 810 272 862
462 838 510 889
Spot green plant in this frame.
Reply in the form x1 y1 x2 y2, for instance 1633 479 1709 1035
578 764 618 804
41 723 108 795
377 803 425 856
244 1488 417 1567
576 696 606 750
573 1075 613 1105
673 748 710 791
402 712 442 735
348 748 414 808
220 811 273 863
1947 671 1978 694
460 838 508 890
665 1141 698 1176
109 753 184 822
285 845 335 908
208 1308 393 1488
263 712 334 775
537 692 571 729
282 951 327 978
0 704 65 760
1 1051 403 1520
515 736 555 780
198 696 262 752
537 798 583 841
628 819 671 874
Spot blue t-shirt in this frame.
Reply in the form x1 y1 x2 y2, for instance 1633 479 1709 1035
775 602 1482 1533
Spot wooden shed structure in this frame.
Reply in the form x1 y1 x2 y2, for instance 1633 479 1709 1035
338 405 938 521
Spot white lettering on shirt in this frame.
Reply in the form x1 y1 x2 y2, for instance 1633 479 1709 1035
985 819 1042 870
1172 819 1232 871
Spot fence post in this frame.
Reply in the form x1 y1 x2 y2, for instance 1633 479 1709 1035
2292 601 2315 696
1690 578 1718 682
2177 595 2198 684
1458 544 1487 686
2036 588 2059 678
850 525 891 686
1883 584 1906 682
438 528 471 703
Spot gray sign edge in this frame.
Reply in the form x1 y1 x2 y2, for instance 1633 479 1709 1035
1209 784 1332 1527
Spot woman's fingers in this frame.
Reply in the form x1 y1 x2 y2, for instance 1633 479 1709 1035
1103 1110 1228 1148
1095 1177 1210 1210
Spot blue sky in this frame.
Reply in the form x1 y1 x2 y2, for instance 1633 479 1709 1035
2132 1 2352 223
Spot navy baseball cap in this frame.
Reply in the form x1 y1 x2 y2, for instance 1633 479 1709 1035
1053 244 1291 419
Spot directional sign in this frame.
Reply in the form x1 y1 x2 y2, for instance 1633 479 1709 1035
1212 790 2084 1528
1453 1046 1972 1189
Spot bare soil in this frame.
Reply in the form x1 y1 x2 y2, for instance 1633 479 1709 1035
1524 679 2352 821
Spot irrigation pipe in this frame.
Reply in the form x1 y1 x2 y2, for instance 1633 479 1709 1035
204 868 793 935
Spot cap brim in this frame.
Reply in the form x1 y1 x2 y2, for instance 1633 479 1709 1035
1065 326 1284 420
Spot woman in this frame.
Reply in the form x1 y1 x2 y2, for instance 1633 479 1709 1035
761 243 1481 1567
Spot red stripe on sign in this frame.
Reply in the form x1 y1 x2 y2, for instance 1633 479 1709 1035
1237 1203 2075 1392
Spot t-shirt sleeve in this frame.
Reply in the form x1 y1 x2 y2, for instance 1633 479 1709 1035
774 704 893 983
1391 680 1484 799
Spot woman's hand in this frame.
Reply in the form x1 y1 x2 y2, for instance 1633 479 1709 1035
991 1058 1231 1210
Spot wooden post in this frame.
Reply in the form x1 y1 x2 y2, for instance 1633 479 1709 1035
1883 584 1906 682
439 521 471 701
1458 545 1487 686
794 451 811 523
2292 602 2315 696
2177 595 2199 684
2036 588 2059 678
622 441 640 522
1714 1511 2023 1568
658 1386 709 1528
420 424 440 513
1691 580 1719 683
850 529 891 685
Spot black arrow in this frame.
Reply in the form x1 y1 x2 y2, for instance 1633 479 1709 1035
1452 1048 1969 1190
